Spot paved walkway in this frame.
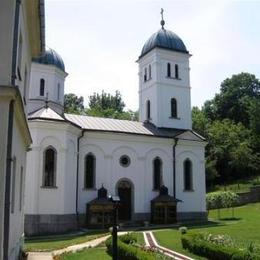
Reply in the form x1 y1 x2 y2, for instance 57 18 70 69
27 231 128 260
143 231 194 260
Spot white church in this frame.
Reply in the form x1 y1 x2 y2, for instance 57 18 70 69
24 16 206 235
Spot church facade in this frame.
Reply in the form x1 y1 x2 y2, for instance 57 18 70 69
24 18 207 235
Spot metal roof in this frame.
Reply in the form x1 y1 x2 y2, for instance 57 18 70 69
140 28 188 59
28 107 204 140
32 48 65 71
64 113 184 138
29 107 65 121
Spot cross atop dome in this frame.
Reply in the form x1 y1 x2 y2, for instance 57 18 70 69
160 8 165 29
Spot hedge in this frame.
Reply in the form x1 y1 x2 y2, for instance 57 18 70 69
181 233 260 260
106 233 157 260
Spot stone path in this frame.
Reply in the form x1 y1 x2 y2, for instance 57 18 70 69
143 231 194 260
27 231 128 260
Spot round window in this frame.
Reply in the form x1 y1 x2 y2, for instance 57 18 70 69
119 155 131 167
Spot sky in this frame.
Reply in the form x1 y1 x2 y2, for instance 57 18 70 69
45 0 260 111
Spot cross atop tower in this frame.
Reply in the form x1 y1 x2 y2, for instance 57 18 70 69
160 8 165 29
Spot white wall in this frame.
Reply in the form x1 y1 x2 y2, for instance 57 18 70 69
28 62 67 114
138 48 192 129
78 132 205 216
25 121 79 216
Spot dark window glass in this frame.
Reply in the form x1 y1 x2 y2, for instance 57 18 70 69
171 98 177 118
40 78 45 96
175 64 179 79
167 63 171 77
146 100 151 120
43 148 56 187
144 68 147 82
153 158 162 190
120 155 130 167
148 64 152 79
184 159 192 191
85 154 95 188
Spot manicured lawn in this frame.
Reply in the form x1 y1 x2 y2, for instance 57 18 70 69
56 248 112 260
57 232 145 260
24 230 108 252
154 203 260 258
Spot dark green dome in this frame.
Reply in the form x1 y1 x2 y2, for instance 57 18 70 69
140 28 188 58
33 48 65 71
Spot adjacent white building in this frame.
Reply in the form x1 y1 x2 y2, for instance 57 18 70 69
25 16 207 235
0 0 44 259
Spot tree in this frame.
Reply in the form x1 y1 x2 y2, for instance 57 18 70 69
64 93 85 114
88 90 125 112
206 119 259 183
86 90 138 121
210 73 260 127
192 106 209 137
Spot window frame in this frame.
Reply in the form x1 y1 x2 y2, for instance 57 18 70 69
153 157 162 190
40 78 45 96
146 100 151 120
175 64 179 79
183 158 193 191
167 62 171 78
42 146 57 188
84 153 96 189
170 98 178 118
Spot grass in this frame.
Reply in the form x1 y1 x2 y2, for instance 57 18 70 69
153 202 260 259
56 232 145 260
24 230 108 252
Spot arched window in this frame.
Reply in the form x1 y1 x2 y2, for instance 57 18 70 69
43 147 57 187
171 98 177 118
144 67 147 82
40 78 45 96
148 64 152 79
153 157 162 190
85 154 96 189
167 63 171 77
57 83 60 100
184 159 193 191
175 64 179 79
146 100 151 120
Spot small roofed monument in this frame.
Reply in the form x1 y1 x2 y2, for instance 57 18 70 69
24 11 207 235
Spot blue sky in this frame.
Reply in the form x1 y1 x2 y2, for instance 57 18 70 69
45 0 260 111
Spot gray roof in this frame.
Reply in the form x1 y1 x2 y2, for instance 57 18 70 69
32 48 65 71
28 107 204 140
64 113 184 138
140 28 188 59
28 107 65 121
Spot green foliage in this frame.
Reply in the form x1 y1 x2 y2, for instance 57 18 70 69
88 90 125 112
86 90 138 120
206 119 259 182
64 93 85 114
192 72 260 188
179 226 188 234
181 233 260 260
105 236 156 260
206 191 239 210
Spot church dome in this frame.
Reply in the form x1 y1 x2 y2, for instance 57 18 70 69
140 28 188 58
33 48 65 71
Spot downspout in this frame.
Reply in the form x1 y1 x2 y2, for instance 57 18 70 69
173 138 178 198
3 0 20 258
76 130 84 229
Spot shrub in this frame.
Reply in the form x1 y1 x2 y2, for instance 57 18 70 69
179 226 188 234
181 233 260 260
119 233 137 245
106 235 156 260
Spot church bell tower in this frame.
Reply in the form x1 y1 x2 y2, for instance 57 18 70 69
138 9 192 130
